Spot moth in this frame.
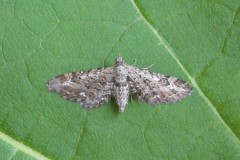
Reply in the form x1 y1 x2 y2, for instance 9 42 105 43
47 56 192 112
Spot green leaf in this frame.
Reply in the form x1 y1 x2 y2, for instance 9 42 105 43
1 0 240 159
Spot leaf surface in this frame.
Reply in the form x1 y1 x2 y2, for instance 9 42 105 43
1 0 240 159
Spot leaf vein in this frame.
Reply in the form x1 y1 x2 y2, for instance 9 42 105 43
130 0 240 143
0 131 50 160
70 110 88 160
194 5 240 78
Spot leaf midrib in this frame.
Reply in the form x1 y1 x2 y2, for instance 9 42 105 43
1 1 239 160
130 0 240 144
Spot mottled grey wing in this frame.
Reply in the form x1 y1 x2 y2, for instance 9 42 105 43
46 67 114 108
127 65 192 105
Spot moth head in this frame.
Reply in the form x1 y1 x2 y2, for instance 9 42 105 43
115 55 125 64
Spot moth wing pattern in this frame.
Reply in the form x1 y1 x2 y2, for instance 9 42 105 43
47 67 114 108
127 65 192 105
